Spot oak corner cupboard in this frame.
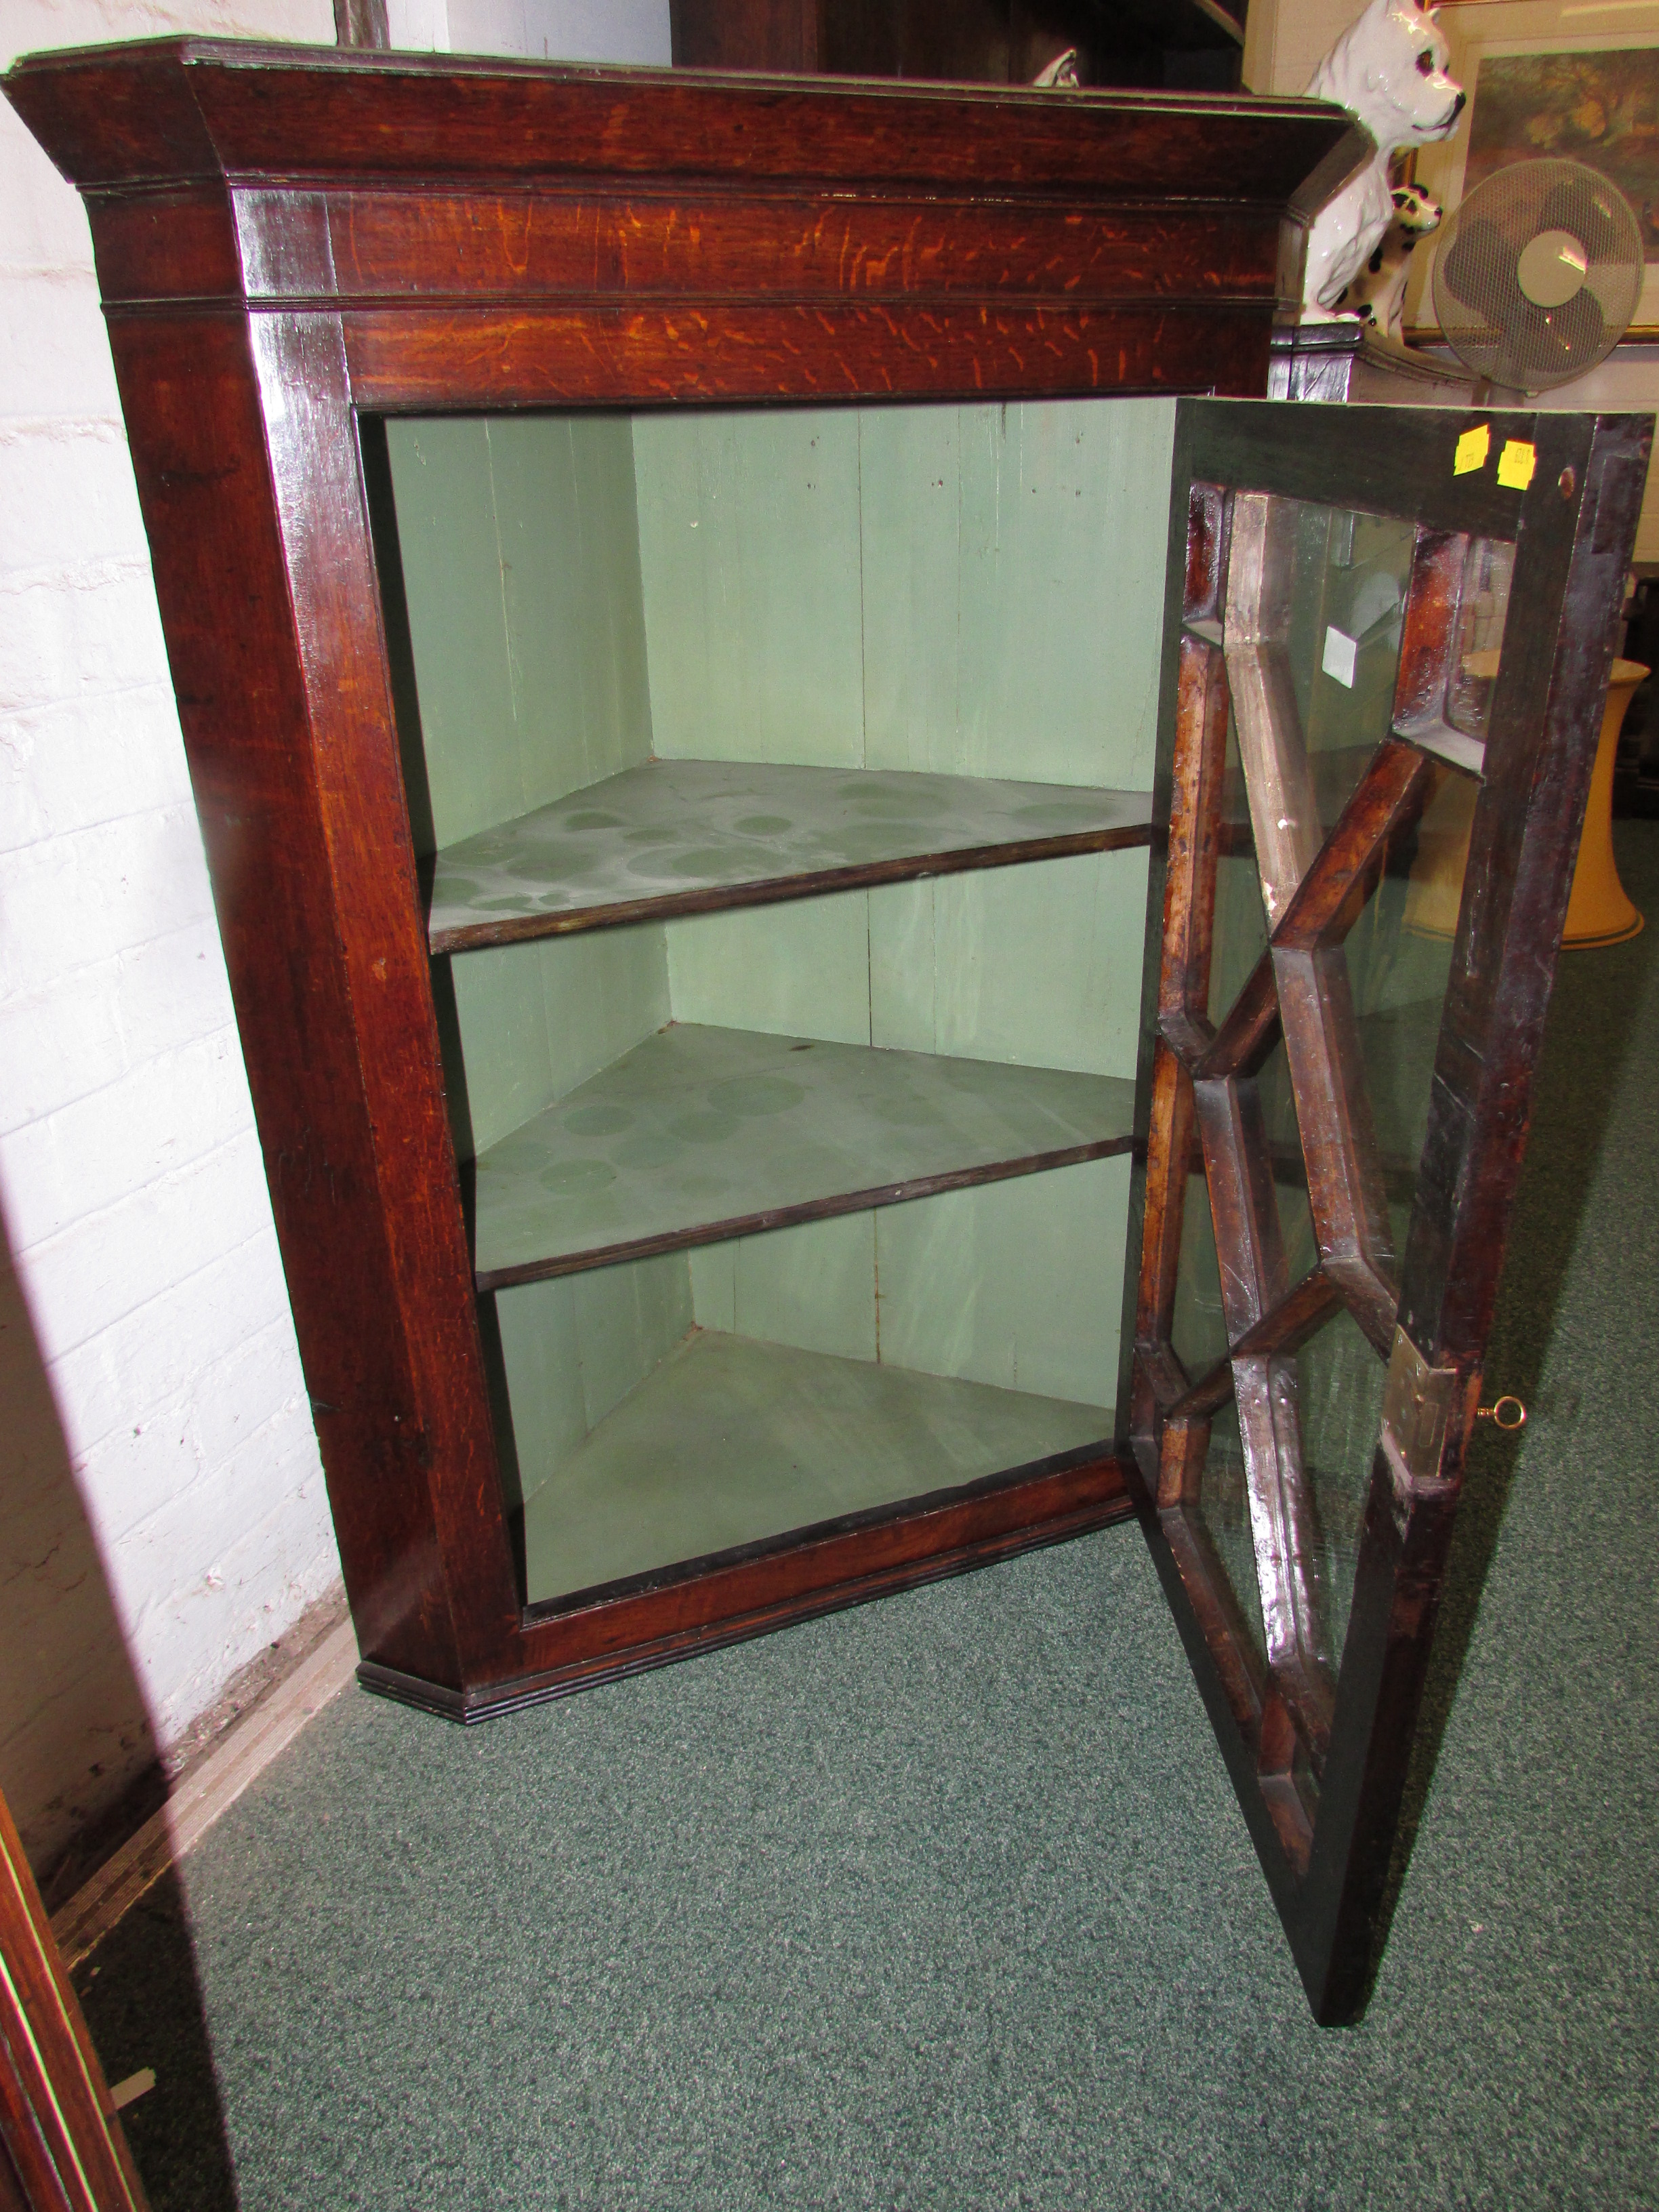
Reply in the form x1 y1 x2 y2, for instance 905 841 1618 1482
7 38 1644 2022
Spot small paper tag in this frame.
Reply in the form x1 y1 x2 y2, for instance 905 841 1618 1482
1454 424 1490 476
1322 624 1358 689
1498 438 1536 491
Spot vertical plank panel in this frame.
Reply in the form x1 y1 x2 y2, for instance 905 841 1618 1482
728 1212 879 1364
574 1254 695 1431
665 894 871 1042
858 403 962 773
388 415 655 853
632 407 865 764
495 1274 587 1508
952 397 1176 786
498 1255 694 1514
451 926 672 1159
874 1158 1128 1406
868 853 1147 1076
491 413 655 802
386 415 518 849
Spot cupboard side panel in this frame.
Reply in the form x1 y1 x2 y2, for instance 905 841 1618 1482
858 396 1178 787
448 926 672 1162
867 856 1149 1079
874 1159 1128 1408
632 407 865 766
497 1254 695 1516
386 413 653 855
689 1212 879 1364
104 308 502 1685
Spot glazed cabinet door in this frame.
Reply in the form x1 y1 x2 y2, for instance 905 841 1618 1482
1124 398 1650 2023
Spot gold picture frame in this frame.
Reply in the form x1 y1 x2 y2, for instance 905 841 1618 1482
1405 0 1659 342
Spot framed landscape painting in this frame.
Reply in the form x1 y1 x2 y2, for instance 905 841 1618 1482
1406 0 1659 338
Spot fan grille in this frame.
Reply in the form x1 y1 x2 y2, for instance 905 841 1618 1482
1431 159 1641 392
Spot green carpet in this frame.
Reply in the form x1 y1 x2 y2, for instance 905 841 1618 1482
76 827 1659 2211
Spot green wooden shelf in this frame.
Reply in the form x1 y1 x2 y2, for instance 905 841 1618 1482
472 1023 1136 1290
428 758 1153 953
520 1327 1113 1608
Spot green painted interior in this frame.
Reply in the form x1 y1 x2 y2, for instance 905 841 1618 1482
472 1022 1135 1286
386 414 654 855
520 1328 1115 1607
426 758 1150 950
388 399 1174 1590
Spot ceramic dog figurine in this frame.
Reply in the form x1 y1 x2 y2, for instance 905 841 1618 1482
1332 181 1442 337
1302 0 1463 321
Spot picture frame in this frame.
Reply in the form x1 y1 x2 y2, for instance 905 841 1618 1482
1405 0 1659 341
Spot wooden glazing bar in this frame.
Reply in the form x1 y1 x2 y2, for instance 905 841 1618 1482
1192 948 1279 1079
1391 525 1471 742
1255 1689 1316 1875
1158 634 1233 1026
1157 1505 1267 1738
1268 739 1432 954
1271 944 1398 1354
1166 1265 1338 1421
1165 1355 1235 1424
1192 1074 1288 1336
1223 493 1322 926
1321 1254 1399 1361
1134 1040 1197 1422
1133 1343 1191 1439
1184 480 1231 625
1156 1410 1210 1511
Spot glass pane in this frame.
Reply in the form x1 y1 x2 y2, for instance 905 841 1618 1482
1210 701 1269 1027
1170 1028 1317 1681
1447 537 1517 743
1193 1395 1267 1668
1296 1307 1389 1671
1171 1165 1229 1382
1283 501 1420 832
1353 764 1476 1253
1258 1028 1317 1289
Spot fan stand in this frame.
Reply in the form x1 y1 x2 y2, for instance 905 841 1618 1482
1401 654 1647 949
1562 659 1647 947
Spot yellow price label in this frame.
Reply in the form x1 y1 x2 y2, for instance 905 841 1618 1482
1498 439 1537 491
1454 424 1490 476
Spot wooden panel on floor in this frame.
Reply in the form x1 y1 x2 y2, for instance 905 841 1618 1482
473 1023 1138 1288
521 1328 1115 1605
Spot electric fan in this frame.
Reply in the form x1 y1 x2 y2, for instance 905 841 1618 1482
1431 157 1643 392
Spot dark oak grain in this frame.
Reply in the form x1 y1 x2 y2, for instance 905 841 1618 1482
2 43 1361 1730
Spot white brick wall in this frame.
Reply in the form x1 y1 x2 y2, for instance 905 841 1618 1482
1 0 671 1881
0 0 348 1877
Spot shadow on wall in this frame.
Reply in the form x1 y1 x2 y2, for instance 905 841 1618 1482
0 1193 161 1906
0 1191 239 2203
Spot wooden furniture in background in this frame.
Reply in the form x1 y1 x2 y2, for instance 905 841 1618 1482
670 0 1248 89
0 1784 146 2211
3 41 1361 1723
